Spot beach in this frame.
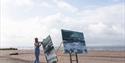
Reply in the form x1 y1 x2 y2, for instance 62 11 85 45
0 50 125 63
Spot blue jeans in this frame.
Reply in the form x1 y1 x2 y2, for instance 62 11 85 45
34 47 40 63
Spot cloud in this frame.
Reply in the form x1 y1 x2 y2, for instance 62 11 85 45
88 22 107 34
16 0 33 6
40 2 51 8
55 0 78 13
7 0 33 6
0 0 1 20
80 4 125 46
1 0 124 48
39 3 124 46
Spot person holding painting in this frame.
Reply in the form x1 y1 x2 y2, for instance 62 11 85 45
34 38 42 63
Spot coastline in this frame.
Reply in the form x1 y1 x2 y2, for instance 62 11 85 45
0 49 125 63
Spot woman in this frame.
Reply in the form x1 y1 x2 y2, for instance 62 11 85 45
34 38 41 63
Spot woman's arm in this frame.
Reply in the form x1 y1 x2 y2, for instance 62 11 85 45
38 42 43 47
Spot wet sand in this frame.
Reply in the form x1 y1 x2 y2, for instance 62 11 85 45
0 50 125 63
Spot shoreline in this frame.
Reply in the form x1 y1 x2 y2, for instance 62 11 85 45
0 49 125 63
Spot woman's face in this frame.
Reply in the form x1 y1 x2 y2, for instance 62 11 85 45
35 38 38 43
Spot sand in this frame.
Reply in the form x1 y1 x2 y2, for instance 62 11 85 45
0 50 125 63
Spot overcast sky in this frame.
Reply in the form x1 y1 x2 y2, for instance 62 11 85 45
0 0 125 48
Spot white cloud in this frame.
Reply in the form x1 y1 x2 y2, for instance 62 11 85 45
88 22 107 34
41 3 124 47
9 0 33 6
52 0 78 13
81 4 125 46
1 0 33 6
0 0 1 20
1 0 124 48
40 13 63 28
1 17 51 48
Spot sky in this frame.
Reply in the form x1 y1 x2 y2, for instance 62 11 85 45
0 0 125 48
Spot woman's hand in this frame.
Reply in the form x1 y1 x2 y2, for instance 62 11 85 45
38 42 42 46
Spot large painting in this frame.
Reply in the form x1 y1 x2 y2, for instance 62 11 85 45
61 29 87 54
42 35 58 63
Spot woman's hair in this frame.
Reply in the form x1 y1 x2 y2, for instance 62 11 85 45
35 38 38 43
